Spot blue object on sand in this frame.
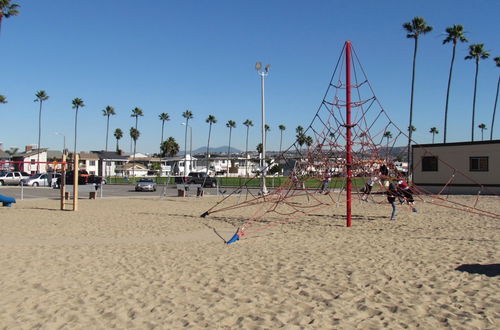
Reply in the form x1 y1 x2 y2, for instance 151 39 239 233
0 194 16 207
226 230 240 245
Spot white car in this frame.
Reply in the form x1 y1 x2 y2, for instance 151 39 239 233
21 173 60 187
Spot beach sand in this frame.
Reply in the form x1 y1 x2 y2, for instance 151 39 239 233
0 195 498 329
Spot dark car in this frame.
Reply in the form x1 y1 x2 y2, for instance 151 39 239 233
181 172 218 188
57 170 89 186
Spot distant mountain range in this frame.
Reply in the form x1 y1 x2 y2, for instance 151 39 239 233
187 146 242 154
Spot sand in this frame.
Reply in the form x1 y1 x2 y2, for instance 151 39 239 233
0 195 498 329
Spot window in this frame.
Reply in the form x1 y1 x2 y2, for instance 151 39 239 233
422 156 438 172
470 157 488 172
106 161 112 166
89 160 96 166
31 159 36 164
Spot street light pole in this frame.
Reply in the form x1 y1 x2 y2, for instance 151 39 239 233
55 132 66 154
256 62 270 195
181 123 192 174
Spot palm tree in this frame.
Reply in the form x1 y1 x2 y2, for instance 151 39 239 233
205 115 217 173
305 136 313 149
478 123 487 140
296 126 306 151
383 131 392 161
130 107 144 153
226 120 236 175
0 94 6 103
102 106 116 151
0 0 20 34
160 137 180 157
243 119 253 176
264 124 270 144
278 124 286 154
465 43 490 141
429 127 439 143
442 25 468 143
34 90 49 173
181 110 193 176
129 127 140 177
491 57 500 140
158 112 170 148
114 128 123 152
403 16 433 174
71 98 85 165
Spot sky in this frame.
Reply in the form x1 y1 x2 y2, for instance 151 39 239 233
1 0 499 155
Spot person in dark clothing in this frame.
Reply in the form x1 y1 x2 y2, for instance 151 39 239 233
386 182 400 221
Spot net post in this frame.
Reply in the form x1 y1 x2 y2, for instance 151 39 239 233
345 40 352 227
73 153 79 211
60 154 66 210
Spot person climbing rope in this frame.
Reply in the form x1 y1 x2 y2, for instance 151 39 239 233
397 178 417 212
361 170 380 202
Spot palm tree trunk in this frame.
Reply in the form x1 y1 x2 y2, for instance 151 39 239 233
227 128 232 177
161 121 165 148
490 75 500 140
279 131 283 154
37 101 43 173
206 123 212 174
116 138 119 152
74 108 79 169
105 116 110 151
183 119 189 177
432 133 435 144
444 43 456 143
407 37 418 177
133 139 137 177
471 60 479 141
245 126 249 177
481 129 484 141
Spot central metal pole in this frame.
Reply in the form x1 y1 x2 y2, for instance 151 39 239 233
260 72 268 195
189 126 192 172
345 41 352 227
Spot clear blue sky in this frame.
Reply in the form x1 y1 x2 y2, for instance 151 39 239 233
1 0 499 154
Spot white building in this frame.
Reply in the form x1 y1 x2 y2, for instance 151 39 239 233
412 140 500 194
12 146 48 174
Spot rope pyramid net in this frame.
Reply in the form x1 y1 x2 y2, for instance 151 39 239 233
202 41 500 244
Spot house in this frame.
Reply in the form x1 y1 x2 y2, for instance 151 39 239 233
128 153 162 175
77 153 100 175
412 140 500 194
160 155 198 176
11 146 48 174
91 151 130 178
119 163 149 177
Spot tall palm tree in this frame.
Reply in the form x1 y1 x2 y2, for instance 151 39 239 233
129 127 140 176
490 57 500 140
383 131 393 161
403 16 433 174
130 107 144 153
102 106 116 151
243 119 253 176
278 124 286 154
161 137 180 157
34 90 49 173
71 98 85 165
181 110 193 176
442 25 468 143
205 115 217 173
114 128 123 152
296 126 306 151
465 43 490 141
0 0 20 34
478 123 487 141
264 124 271 153
159 112 170 149
0 94 6 103
429 127 439 143
305 136 313 149
226 120 236 175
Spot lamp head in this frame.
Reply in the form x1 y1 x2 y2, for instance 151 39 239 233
265 64 271 73
255 62 262 71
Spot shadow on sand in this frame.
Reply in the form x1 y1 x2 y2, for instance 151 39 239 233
455 264 500 277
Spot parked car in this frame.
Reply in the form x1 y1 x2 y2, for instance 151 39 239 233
56 170 89 186
21 173 61 187
87 174 105 185
175 172 218 188
135 178 156 192
0 171 30 186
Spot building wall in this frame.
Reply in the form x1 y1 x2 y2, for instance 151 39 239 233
413 141 500 187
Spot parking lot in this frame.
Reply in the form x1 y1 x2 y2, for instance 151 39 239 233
0 184 227 201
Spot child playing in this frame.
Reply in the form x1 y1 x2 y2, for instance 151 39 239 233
361 170 380 202
386 182 399 221
397 178 417 212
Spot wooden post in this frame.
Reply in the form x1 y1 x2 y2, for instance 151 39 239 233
60 153 66 210
73 153 79 211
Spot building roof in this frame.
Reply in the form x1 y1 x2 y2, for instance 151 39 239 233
91 151 129 160
13 148 48 158
79 152 100 160
413 139 500 148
